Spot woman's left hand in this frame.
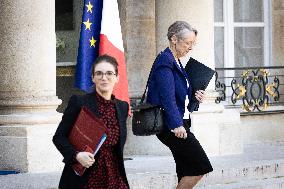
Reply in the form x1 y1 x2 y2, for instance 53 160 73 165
195 90 205 103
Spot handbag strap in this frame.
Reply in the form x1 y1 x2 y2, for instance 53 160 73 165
140 52 162 104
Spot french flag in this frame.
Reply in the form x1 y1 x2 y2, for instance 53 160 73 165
75 0 130 105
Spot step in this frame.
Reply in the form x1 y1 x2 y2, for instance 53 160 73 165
199 158 284 186
196 177 284 189
125 156 284 189
199 142 284 186
125 143 284 188
0 172 60 189
0 143 283 189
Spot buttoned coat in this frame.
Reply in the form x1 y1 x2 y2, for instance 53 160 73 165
146 47 194 130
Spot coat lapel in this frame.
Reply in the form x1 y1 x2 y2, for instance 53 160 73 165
165 47 186 76
113 99 124 130
86 91 125 123
113 99 128 150
85 91 101 117
86 91 126 150
173 60 184 75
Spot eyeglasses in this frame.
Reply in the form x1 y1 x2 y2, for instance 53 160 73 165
94 71 117 80
180 39 196 47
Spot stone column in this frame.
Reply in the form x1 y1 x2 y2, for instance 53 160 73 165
155 0 242 156
272 0 284 96
122 0 169 155
272 0 284 67
0 1 62 172
156 0 215 68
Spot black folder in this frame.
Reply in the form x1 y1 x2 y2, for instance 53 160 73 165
184 58 215 112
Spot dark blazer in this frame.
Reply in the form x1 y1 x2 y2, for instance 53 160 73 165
146 47 193 130
53 91 129 189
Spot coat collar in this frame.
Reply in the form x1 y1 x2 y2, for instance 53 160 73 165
165 47 190 82
86 90 124 123
165 47 184 75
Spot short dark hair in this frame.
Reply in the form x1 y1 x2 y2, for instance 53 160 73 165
91 54 119 76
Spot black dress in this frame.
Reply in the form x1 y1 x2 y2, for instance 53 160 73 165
157 119 213 181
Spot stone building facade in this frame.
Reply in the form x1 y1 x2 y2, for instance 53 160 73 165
0 0 284 173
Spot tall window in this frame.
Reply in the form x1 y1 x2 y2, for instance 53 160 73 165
214 0 271 69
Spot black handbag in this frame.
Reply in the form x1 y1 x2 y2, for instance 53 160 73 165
132 99 164 136
132 55 164 136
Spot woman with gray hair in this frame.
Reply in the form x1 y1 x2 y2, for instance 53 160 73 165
146 21 213 188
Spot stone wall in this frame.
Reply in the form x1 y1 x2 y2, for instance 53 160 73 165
122 0 156 97
0 0 62 172
241 113 284 144
272 0 284 99
272 0 284 66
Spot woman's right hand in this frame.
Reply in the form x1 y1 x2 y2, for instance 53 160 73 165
171 126 187 139
75 152 95 168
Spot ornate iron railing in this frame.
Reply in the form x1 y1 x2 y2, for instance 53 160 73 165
215 66 284 115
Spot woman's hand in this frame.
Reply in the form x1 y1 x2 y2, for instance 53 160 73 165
75 152 95 168
195 90 205 103
171 126 187 139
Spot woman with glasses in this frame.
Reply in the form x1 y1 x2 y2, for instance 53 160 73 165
146 21 213 189
53 55 130 189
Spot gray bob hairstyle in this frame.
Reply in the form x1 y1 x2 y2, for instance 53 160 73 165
167 21 198 41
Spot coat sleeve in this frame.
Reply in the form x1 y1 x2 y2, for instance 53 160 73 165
52 95 81 164
155 65 183 130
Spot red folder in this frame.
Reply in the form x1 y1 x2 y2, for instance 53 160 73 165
68 106 107 176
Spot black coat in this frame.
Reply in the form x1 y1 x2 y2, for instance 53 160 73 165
53 91 129 189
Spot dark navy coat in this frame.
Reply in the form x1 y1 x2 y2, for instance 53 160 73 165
146 47 193 130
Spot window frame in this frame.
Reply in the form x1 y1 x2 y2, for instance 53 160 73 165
214 0 272 68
